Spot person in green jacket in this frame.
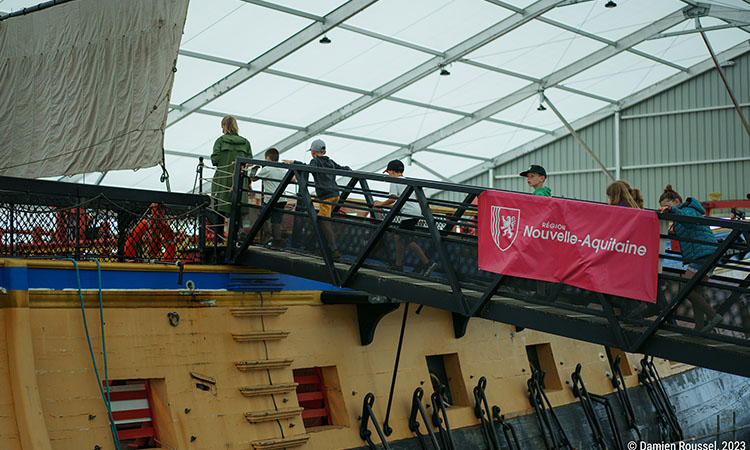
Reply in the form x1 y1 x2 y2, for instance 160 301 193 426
520 164 551 196
211 115 252 234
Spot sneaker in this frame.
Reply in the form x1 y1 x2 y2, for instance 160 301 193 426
386 264 404 272
700 314 723 333
421 261 438 277
413 261 427 273
331 249 341 259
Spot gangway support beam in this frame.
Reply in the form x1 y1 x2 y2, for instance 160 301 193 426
238 246 750 378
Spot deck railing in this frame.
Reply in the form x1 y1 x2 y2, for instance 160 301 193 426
0 176 213 263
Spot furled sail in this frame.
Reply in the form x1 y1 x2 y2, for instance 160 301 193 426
0 0 189 178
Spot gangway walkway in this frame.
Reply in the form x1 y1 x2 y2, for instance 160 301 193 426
226 159 750 378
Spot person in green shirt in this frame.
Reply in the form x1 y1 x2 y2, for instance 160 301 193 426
211 115 252 235
520 164 551 196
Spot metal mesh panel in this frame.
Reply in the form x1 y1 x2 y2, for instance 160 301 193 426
0 182 211 263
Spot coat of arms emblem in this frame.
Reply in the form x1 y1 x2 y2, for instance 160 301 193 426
490 206 520 251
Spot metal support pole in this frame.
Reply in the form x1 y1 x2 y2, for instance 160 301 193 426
698 20 750 138
198 157 205 195
614 111 621 181
488 166 494 189
382 303 409 436
543 94 615 183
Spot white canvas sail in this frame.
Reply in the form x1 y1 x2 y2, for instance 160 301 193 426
0 0 189 179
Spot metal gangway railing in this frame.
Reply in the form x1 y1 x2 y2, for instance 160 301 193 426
226 158 750 377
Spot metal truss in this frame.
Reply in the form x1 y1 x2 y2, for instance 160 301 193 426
166 0 378 127
267 0 566 154
247 0 619 105
167 103 491 164
226 159 750 377
359 8 688 173
451 40 750 186
177 48 555 135
486 0 688 72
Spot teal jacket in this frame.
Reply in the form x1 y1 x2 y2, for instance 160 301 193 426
670 198 717 262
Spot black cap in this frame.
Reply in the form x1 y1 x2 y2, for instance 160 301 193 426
384 159 405 173
520 164 546 177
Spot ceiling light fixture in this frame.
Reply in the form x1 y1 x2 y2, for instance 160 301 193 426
605 1 617 8
537 91 547 111
319 35 331 44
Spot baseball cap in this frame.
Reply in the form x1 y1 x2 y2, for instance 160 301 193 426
383 159 405 173
520 164 546 177
308 139 326 152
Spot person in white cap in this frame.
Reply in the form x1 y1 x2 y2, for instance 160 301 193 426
284 139 350 258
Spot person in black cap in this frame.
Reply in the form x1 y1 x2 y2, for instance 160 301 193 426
520 164 551 197
283 138 350 258
373 159 438 276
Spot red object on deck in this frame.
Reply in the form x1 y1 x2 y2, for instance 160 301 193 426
123 203 176 261
701 199 750 217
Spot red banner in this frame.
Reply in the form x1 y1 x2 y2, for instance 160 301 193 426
478 190 659 302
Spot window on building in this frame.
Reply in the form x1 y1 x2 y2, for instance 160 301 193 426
525 343 562 391
425 353 469 407
293 366 349 430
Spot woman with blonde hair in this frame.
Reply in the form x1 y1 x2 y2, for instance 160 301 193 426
606 180 643 208
211 115 252 234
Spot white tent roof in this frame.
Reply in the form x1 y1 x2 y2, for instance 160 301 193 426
3 0 749 192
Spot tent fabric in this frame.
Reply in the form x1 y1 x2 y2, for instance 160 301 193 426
0 0 189 178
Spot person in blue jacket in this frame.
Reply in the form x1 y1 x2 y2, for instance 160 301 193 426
659 184 719 330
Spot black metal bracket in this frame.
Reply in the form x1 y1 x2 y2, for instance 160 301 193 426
408 387 442 450
430 384 456 450
356 303 400 346
571 363 624 450
606 351 641 441
360 393 392 450
473 377 501 450
638 356 684 442
452 312 471 339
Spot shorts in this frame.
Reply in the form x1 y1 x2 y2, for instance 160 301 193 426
318 196 339 218
263 201 287 224
686 257 714 276
398 218 418 231
397 218 418 243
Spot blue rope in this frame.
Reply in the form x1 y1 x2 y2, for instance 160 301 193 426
61 258 121 450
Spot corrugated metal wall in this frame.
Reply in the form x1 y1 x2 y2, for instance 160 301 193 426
447 50 749 209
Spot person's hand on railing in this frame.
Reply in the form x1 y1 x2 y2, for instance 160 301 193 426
282 159 294 164
658 205 671 213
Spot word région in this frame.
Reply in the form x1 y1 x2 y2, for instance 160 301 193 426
522 225 647 256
